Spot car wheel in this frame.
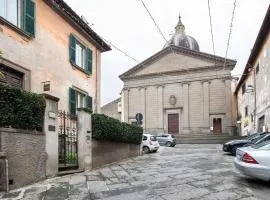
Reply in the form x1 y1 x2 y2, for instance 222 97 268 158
166 141 172 147
153 150 158 153
143 146 150 153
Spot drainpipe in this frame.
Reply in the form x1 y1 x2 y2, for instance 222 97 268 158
253 66 256 132
95 50 98 113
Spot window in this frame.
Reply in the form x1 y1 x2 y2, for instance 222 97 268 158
69 87 92 115
242 82 246 95
256 64 259 75
75 42 86 68
0 64 24 88
245 106 248 117
69 34 92 74
0 0 35 37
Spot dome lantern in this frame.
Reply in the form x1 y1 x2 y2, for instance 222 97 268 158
164 15 200 51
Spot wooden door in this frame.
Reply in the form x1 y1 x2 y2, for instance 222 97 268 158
168 114 179 134
213 118 222 134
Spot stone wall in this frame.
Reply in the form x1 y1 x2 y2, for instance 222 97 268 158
0 128 46 190
92 139 140 169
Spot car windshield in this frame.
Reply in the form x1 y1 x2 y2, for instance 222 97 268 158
150 136 157 141
251 133 269 143
252 141 270 150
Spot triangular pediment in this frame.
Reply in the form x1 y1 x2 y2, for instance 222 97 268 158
119 46 236 79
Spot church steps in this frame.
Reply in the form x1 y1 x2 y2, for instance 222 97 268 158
174 134 243 144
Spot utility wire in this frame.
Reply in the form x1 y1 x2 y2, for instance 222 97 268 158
207 0 216 56
223 0 237 70
101 37 139 63
138 0 168 43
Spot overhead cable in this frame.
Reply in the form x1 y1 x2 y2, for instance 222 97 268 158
138 0 168 43
207 0 216 56
223 0 237 70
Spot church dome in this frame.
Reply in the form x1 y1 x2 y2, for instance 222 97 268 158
164 15 200 51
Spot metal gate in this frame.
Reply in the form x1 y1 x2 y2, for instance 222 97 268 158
58 111 78 171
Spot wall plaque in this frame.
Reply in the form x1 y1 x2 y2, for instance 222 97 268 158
169 95 177 105
48 125 56 131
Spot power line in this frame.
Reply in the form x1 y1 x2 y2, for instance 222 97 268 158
223 0 237 70
207 0 216 56
101 37 139 63
138 0 168 43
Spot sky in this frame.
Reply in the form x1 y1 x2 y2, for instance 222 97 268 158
65 0 269 106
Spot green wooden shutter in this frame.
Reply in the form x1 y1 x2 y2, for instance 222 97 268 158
86 96 92 110
86 48 93 74
23 0 36 37
69 88 76 115
69 34 76 64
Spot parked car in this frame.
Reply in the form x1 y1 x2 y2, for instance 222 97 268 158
234 141 270 182
155 133 176 147
142 134 160 153
223 132 270 155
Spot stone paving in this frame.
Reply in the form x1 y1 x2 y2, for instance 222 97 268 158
1 144 270 200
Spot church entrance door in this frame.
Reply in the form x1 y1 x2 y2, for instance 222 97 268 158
168 114 179 134
213 118 222 134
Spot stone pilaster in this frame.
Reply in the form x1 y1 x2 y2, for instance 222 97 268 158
123 88 129 123
225 79 232 131
43 94 59 177
140 87 147 129
77 111 92 171
157 85 164 130
203 81 210 127
182 83 190 128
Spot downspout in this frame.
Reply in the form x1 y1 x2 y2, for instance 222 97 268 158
95 49 98 113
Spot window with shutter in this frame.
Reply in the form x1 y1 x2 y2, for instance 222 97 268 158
24 0 35 37
69 34 76 64
0 0 36 37
86 96 92 110
69 87 91 114
69 34 93 75
86 48 93 74
69 87 76 116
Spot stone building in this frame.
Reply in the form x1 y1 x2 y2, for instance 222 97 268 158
0 0 111 114
101 97 122 121
119 16 237 135
234 6 270 135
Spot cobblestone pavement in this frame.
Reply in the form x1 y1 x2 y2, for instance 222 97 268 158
1 144 270 200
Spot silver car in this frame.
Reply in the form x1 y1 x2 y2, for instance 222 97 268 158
155 133 176 147
234 141 270 181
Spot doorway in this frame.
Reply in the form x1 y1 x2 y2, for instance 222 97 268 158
168 114 179 134
213 118 222 134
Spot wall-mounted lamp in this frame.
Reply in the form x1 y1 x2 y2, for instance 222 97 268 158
41 81 50 92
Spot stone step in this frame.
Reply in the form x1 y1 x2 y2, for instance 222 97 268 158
174 134 243 144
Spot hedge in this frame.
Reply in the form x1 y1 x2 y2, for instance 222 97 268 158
0 84 46 131
92 113 143 145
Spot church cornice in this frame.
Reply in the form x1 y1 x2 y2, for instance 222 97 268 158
120 65 232 81
119 45 236 80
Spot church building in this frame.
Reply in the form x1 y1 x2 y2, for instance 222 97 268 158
119 16 237 135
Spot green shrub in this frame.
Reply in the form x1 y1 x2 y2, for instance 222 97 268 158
92 113 143 145
0 84 46 131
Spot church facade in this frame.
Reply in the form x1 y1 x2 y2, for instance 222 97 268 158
119 17 237 135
